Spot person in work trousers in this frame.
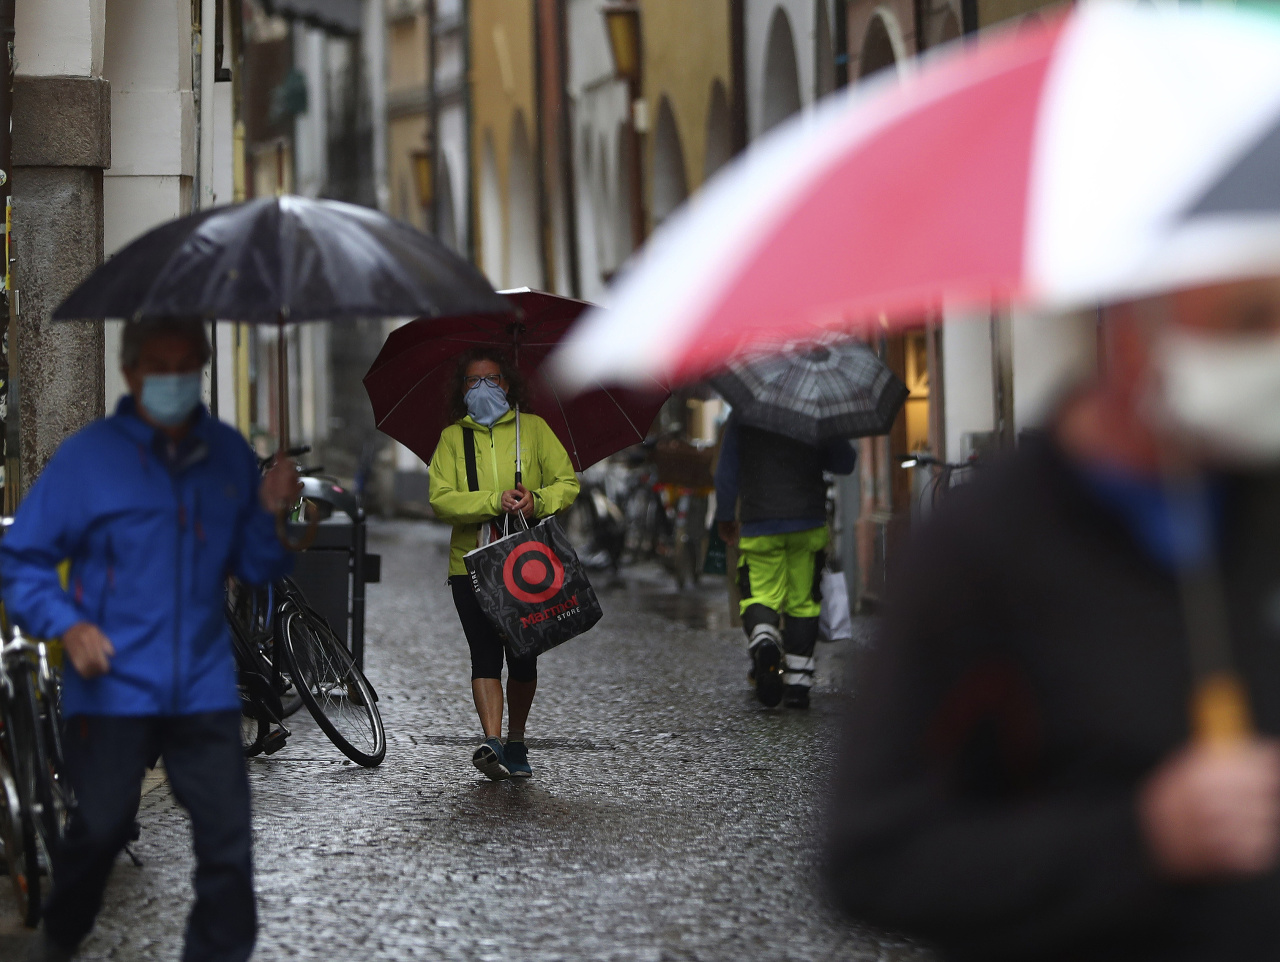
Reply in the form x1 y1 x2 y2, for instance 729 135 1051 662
715 415 856 708
428 347 579 780
2 317 298 962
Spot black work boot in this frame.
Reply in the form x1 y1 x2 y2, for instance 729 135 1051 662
782 615 819 708
743 605 784 707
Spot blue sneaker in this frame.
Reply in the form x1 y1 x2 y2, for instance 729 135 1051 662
504 740 532 778
472 737 511 780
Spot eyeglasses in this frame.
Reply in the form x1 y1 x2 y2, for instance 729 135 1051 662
464 374 504 389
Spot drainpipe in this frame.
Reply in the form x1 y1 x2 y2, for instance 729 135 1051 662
231 0 252 438
532 0 553 288
463 0 476 263
556 0 580 298
426 0 439 236
198 0 219 416
0 0 14 510
834 0 849 88
729 0 748 154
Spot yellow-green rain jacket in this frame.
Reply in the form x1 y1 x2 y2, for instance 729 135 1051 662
428 408 580 576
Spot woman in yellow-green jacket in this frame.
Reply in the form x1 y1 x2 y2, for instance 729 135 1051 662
428 347 579 780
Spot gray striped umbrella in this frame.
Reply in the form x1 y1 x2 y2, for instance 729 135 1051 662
710 342 908 445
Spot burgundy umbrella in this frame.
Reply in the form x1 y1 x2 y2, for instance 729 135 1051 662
363 288 669 472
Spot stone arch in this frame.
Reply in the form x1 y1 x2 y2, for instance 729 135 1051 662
928 3 962 46
437 154 459 252
762 7 802 133
704 80 733 181
651 96 688 227
479 130 504 285
506 110 543 289
815 0 836 98
860 9 906 79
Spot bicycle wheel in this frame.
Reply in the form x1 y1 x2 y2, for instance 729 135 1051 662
14 663 65 877
280 607 385 767
227 598 303 718
3 701 43 927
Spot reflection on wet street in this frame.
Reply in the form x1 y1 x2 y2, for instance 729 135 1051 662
1 520 925 962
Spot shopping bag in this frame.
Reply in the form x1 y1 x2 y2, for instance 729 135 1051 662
703 520 728 576
464 515 603 659
818 568 853 643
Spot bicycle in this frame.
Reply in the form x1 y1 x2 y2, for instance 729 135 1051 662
225 444 385 766
900 452 979 512
620 447 711 589
0 627 71 927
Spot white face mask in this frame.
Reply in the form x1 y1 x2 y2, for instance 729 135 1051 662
1150 328 1280 463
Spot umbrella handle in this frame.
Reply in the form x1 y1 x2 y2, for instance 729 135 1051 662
1192 672 1253 744
275 502 321 552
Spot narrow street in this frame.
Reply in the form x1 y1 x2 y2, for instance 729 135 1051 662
2 520 930 961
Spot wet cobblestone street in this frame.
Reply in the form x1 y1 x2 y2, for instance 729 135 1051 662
2 519 930 961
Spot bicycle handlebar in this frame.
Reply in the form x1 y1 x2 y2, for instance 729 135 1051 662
257 445 312 471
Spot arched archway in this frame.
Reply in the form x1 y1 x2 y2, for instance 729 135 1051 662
506 111 543 289
928 5 962 46
479 131 504 286
860 12 900 79
651 97 688 227
762 8 802 133
704 80 732 181
437 154 459 253
815 1 836 98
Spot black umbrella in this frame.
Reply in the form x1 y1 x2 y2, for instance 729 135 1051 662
55 195 512 451
710 341 908 444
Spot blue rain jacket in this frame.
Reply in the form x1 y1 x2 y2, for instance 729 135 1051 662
0 397 292 717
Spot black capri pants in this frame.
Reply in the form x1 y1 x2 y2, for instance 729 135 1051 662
449 576 538 682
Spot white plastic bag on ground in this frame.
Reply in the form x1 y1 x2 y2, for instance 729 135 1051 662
819 569 853 642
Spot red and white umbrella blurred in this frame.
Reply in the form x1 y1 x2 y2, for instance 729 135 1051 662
552 1 1280 389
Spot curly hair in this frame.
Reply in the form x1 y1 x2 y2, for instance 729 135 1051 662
446 347 531 423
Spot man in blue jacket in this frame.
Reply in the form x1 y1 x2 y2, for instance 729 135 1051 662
3 317 299 962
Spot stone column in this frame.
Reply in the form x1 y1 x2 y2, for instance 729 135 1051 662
11 75 110 491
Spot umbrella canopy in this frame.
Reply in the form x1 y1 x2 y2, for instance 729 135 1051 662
363 289 669 472
54 195 510 323
552 2 1280 389
711 342 907 445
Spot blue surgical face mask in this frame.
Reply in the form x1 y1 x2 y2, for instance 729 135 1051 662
140 372 203 427
465 379 510 427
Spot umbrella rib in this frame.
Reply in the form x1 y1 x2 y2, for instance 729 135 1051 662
544 379 583 469
374 359 454 425
597 383 646 441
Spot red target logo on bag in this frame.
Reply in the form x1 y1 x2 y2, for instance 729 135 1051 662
502 541 565 604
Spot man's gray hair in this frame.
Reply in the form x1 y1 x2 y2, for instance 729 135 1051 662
120 317 212 370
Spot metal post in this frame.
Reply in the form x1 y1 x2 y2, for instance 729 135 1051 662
0 0 14 511
351 508 366 668
277 315 289 450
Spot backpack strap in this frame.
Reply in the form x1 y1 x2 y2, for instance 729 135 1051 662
462 428 479 493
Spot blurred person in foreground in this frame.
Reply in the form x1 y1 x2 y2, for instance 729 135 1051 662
716 416 855 708
826 279 1280 961
3 317 298 962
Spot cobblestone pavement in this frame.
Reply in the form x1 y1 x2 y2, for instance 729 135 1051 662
2 519 933 961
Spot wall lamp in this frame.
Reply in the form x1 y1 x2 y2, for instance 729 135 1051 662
602 1 642 86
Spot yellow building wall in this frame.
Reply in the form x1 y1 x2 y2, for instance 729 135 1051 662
469 0 538 279
639 0 732 202
978 0 1059 29
388 12 430 232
